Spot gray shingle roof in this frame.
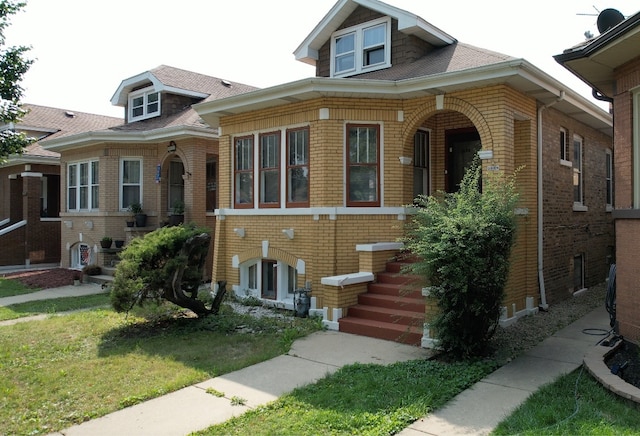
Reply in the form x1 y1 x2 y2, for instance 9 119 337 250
355 43 516 81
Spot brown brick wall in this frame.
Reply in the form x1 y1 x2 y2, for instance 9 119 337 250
612 55 640 342
540 107 614 304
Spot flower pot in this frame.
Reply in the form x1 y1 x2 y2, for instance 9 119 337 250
135 213 147 227
126 220 135 228
100 240 112 249
169 214 184 226
114 240 125 248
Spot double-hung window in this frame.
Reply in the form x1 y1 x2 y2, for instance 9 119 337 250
287 127 309 207
560 127 570 164
121 158 142 210
347 124 380 206
606 149 613 210
259 132 280 207
235 136 254 208
129 87 160 121
331 17 390 77
67 160 99 211
573 135 585 209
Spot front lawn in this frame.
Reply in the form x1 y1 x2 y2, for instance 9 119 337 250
0 305 321 436
492 368 640 435
196 359 497 435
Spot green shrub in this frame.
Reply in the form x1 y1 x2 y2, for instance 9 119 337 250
404 158 520 358
110 224 214 316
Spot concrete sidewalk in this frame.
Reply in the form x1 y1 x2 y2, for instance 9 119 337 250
0 282 107 307
400 306 611 435
51 331 433 436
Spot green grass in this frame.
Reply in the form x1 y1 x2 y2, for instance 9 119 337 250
0 276 40 297
196 358 498 436
0 304 322 436
0 293 111 321
492 368 640 435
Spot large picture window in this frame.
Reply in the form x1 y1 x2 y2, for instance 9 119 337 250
259 132 280 207
235 136 254 208
67 160 99 211
287 127 309 207
331 17 390 77
121 158 142 210
347 124 380 206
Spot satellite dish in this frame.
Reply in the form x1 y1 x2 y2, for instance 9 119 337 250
597 8 625 34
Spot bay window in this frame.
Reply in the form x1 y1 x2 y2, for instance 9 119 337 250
259 132 280 207
287 127 309 206
235 136 254 207
347 124 380 206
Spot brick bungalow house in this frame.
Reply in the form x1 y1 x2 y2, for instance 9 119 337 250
40 66 257 276
555 8 640 343
194 0 615 346
0 104 121 270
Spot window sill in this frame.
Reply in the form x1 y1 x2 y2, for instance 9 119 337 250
560 159 572 168
573 203 588 212
606 205 613 213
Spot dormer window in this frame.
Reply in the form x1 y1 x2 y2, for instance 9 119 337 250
129 87 160 121
331 17 390 77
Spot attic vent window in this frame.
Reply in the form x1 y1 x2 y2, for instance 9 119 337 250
331 17 390 78
221 79 232 87
65 111 76 118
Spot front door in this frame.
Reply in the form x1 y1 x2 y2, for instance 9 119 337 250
446 130 481 192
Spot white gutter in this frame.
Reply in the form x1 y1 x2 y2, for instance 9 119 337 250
537 90 565 310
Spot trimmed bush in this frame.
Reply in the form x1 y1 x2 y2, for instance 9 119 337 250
404 158 520 358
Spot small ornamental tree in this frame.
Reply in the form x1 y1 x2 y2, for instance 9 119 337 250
110 224 226 317
0 1 35 162
404 158 520 358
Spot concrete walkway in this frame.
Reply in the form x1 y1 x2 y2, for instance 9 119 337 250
400 306 612 435
1 283 613 436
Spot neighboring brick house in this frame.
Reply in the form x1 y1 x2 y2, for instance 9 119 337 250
194 0 614 346
0 104 121 270
555 8 640 342
40 66 257 277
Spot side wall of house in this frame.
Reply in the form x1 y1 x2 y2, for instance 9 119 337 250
613 56 640 342
541 107 615 304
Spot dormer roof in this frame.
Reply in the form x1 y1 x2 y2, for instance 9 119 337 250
294 0 456 66
110 65 257 107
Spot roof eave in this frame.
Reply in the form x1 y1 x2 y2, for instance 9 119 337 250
41 125 219 152
554 10 640 98
194 59 611 136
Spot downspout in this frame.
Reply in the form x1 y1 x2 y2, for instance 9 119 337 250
537 90 565 310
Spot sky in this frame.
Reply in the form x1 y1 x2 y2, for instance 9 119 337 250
4 0 640 118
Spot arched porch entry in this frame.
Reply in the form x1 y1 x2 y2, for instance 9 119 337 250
159 153 186 223
402 96 494 204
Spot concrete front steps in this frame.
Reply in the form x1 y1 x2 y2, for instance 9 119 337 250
339 259 426 346
86 266 116 287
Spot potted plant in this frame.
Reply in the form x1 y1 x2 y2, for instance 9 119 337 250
169 200 185 226
128 202 147 227
114 239 125 248
100 236 113 249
